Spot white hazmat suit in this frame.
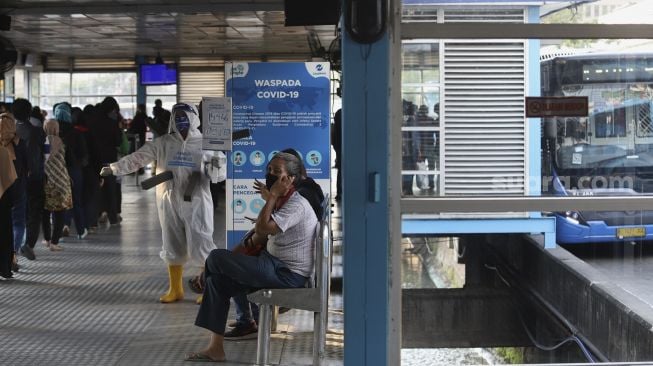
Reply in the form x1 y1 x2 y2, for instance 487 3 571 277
109 103 226 267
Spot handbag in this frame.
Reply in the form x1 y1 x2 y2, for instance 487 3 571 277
232 229 265 256
118 131 130 156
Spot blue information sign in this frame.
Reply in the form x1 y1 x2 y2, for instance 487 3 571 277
225 62 331 247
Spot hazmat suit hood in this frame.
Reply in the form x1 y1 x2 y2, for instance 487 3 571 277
169 102 201 139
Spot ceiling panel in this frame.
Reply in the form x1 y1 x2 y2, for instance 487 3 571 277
0 1 338 59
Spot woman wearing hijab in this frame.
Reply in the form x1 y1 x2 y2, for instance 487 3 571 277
55 103 89 239
1 112 27 273
43 119 73 251
0 113 19 278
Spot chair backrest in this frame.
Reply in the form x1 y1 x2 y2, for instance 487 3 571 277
312 195 331 291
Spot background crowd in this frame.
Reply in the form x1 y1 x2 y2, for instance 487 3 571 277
0 97 172 278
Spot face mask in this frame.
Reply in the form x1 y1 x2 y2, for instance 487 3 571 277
175 114 190 133
108 110 118 121
265 173 278 190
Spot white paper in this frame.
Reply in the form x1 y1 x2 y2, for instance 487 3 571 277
202 97 232 151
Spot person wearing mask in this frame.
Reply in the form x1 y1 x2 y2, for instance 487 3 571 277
56 104 89 239
12 99 46 262
90 97 122 226
0 115 17 279
219 148 324 338
279 148 325 220
100 102 226 303
186 152 317 362
42 119 73 252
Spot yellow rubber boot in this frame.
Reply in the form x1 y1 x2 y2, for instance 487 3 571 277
160 265 184 303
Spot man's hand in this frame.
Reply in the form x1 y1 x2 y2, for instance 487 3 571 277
269 175 294 198
100 166 113 177
253 179 270 201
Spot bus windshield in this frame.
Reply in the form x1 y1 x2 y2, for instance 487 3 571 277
542 53 653 175
552 82 653 171
541 53 653 243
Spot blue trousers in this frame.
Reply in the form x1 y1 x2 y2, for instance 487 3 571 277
195 249 306 335
234 295 259 327
11 178 26 252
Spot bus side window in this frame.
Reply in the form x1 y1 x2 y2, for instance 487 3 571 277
594 113 608 138
565 117 586 141
595 109 626 138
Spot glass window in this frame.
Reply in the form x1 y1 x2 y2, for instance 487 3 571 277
402 42 441 197
4 72 15 100
29 71 40 106
72 72 136 96
40 72 137 118
146 84 177 118
40 73 70 97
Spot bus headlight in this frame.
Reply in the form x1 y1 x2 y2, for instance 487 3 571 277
564 211 587 225
565 211 579 220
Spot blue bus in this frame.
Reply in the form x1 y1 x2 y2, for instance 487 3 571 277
541 52 653 244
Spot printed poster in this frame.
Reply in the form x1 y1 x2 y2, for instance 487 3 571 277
225 62 331 247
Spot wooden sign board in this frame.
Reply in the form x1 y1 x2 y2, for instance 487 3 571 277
525 96 588 117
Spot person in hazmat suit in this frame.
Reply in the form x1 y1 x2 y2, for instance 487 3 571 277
100 102 226 303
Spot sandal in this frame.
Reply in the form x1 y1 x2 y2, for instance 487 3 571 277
184 352 223 362
188 276 204 294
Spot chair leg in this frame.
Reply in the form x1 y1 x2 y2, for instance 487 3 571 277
313 310 327 365
256 304 272 365
271 305 279 332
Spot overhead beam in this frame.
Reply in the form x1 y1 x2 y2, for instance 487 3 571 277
403 23 653 40
1 2 283 15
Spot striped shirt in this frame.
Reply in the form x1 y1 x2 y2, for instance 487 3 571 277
268 191 318 277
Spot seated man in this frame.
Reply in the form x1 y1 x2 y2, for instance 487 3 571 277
225 148 324 337
186 152 318 362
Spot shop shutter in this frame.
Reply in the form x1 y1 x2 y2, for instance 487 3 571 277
74 58 136 70
178 71 224 105
441 8 527 196
442 41 526 196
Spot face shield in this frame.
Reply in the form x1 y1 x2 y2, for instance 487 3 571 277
171 103 197 135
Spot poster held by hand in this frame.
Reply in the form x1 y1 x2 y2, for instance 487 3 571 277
202 97 232 151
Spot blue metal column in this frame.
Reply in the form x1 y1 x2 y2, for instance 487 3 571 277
526 6 556 248
341 8 393 366
135 55 146 105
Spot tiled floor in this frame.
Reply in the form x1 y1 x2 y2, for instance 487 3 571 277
1 175 343 366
